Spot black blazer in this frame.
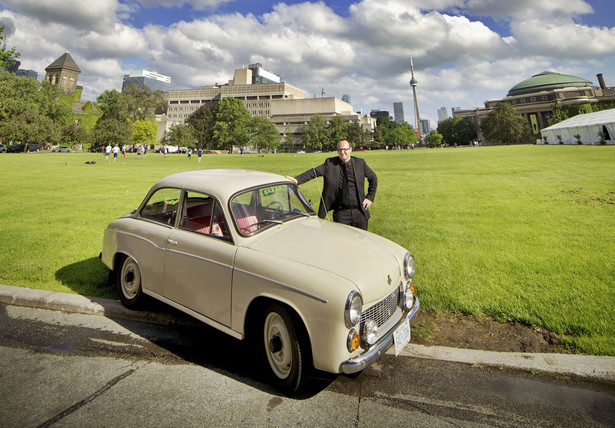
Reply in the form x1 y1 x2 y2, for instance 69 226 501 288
295 156 377 220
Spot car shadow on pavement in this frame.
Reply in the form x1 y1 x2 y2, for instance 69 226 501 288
108 297 337 399
55 257 336 398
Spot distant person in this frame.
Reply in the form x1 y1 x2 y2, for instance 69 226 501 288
197 148 203 163
286 139 377 230
112 145 119 162
240 147 244 157
104 144 111 161
188 148 192 159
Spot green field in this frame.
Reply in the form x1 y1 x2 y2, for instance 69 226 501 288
0 145 613 355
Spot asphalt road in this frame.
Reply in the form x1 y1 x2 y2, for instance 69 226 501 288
1 303 614 428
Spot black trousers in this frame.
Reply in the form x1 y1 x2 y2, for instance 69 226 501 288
333 208 368 230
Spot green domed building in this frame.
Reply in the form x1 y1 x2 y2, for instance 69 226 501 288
455 71 615 143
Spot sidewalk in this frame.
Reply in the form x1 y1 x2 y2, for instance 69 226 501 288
1 283 614 382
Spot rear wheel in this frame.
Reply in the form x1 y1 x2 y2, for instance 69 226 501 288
262 303 311 394
116 255 143 308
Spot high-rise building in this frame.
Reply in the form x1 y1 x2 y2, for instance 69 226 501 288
419 119 431 136
437 107 448 123
122 70 171 92
393 102 404 124
342 94 351 104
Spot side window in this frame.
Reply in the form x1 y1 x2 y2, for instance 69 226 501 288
140 188 181 226
180 191 230 239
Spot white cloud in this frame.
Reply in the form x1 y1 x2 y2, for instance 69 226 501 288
0 0 118 31
1 0 613 126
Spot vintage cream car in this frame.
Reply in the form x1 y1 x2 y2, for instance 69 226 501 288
101 169 419 393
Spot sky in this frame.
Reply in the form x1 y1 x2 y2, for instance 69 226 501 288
1 0 615 127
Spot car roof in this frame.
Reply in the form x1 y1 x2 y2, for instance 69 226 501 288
154 169 290 200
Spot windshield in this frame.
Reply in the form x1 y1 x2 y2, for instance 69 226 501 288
230 183 315 235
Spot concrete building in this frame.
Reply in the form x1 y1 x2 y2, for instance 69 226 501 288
454 71 615 143
122 70 171 92
166 64 375 148
393 102 405 124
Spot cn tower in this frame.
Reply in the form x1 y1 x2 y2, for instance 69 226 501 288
409 54 421 133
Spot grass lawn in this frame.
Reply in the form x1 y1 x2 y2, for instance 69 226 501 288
0 145 613 355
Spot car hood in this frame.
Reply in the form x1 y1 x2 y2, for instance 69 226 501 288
245 216 404 304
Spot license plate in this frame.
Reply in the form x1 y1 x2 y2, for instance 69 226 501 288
393 318 411 356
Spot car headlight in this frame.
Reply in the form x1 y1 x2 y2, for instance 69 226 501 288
403 252 415 279
361 319 378 346
345 291 362 328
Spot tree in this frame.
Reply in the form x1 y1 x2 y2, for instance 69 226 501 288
164 123 194 148
93 118 132 147
96 85 165 123
303 114 329 151
0 25 20 71
437 116 477 146
0 110 60 145
213 98 251 152
392 122 418 147
122 83 167 122
61 122 91 147
0 73 71 124
480 102 530 144
96 89 129 122
373 116 398 148
249 115 280 152
327 115 348 150
186 105 215 149
425 130 443 148
346 122 372 149
132 120 159 148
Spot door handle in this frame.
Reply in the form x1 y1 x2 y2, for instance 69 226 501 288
167 239 178 245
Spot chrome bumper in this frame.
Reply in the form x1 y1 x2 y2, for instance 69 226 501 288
340 297 420 374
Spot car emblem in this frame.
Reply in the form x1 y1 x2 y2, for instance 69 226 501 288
387 275 392 286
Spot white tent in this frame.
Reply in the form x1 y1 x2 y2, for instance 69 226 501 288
540 108 615 145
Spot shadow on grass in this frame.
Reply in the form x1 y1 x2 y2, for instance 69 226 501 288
55 256 117 299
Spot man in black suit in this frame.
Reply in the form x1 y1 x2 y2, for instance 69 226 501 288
287 139 377 230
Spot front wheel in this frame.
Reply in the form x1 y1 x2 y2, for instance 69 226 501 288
262 303 311 394
116 255 143 309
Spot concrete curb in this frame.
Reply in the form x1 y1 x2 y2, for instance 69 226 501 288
402 344 615 382
2 284 614 382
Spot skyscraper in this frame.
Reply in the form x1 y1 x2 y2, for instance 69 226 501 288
437 107 449 123
393 102 404 124
122 70 171 92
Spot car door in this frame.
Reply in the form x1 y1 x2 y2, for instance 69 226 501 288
163 191 236 327
131 187 181 295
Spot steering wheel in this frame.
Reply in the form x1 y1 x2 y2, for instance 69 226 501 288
265 201 283 219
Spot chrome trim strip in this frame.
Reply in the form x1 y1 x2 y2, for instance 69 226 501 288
233 268 328 304
340 297 420 374
114 230 168 251
165 248 233 269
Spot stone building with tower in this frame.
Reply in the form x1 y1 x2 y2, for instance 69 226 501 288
43 51 101 136
44 51 81 96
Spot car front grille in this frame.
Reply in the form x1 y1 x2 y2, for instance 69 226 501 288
360 288 400 329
